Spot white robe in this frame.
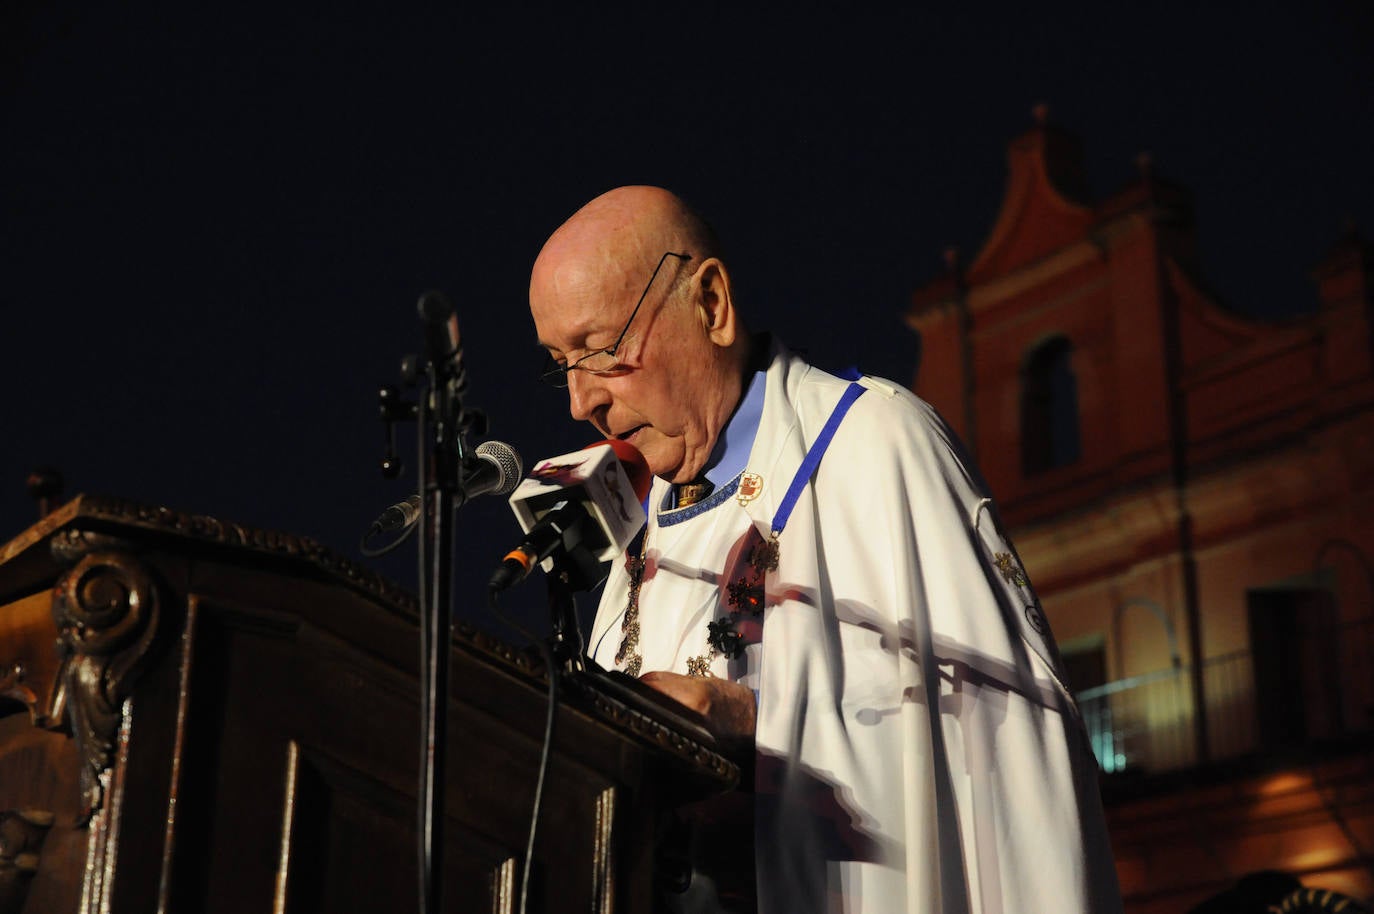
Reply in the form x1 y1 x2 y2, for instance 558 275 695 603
587 341 1122 914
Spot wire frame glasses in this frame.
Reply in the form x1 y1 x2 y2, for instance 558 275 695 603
538 251 692 387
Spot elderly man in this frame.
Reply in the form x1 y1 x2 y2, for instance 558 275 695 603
529 186 1121 913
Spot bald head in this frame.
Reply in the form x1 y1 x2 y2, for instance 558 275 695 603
531 186 721 299
529 186 750 483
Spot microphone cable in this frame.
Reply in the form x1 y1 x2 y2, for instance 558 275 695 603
486 586 557 914
359 517 416 559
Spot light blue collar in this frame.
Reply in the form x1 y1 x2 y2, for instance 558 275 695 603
705 368 766 488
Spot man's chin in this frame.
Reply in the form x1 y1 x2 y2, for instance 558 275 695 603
641 448 686 485
622 432 694 484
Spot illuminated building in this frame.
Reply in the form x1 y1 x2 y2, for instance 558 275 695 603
907 110 1374 912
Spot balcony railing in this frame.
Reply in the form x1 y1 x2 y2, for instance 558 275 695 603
1076 616 1374 775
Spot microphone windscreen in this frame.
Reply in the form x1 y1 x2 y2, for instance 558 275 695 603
475 440 523 495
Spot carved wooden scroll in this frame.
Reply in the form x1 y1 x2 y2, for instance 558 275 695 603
49 551 162 822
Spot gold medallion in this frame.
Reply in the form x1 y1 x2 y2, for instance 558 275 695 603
737 472 764 505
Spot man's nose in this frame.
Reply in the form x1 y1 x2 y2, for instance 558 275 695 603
565 369 609 422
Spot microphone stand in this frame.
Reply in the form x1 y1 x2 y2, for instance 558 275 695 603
409 292 482 914
544 545 604 672
545 573 585 672
417 384 458 914
375 291 503 914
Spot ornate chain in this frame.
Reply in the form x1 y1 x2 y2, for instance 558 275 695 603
614 543 646 677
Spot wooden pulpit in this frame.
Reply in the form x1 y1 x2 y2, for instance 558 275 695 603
0 495 737 913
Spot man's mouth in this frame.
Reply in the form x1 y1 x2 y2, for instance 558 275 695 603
616 425 646 442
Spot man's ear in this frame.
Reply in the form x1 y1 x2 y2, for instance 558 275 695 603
694 258 738 348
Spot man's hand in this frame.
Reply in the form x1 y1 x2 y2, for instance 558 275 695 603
638 671 757 744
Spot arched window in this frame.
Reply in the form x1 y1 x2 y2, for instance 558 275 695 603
1021 336 1081 476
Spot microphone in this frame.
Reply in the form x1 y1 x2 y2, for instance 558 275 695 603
459 439 524 501
370 494 421 535
489 440 652 592
368 440 524 534
417 289 464 383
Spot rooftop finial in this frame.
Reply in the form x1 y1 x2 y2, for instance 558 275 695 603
26 465 64 520
1135 151 1154 178
1032 102 1050 126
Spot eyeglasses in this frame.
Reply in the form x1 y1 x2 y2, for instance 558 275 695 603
539 251 692 387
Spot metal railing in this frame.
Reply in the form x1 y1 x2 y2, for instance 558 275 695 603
1075 616 1374 775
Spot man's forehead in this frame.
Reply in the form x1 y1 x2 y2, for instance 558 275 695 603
550 253 632 295
530 193 670 338
531 255 638 346
534 245 639 309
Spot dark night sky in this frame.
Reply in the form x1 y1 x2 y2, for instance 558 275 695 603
4 5 1371 630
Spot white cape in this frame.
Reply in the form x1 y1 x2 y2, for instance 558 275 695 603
588 341 1122 913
